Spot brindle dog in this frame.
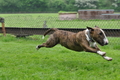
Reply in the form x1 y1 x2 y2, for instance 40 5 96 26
36 26 112 61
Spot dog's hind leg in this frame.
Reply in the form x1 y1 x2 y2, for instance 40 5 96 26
36 43 47 50
36 35 59 50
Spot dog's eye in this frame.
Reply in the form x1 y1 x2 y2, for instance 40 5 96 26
99 32 103 35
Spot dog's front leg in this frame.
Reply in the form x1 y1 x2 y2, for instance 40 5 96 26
81 44 105 56
81 44 112 61
102 55 112 61
91 45 112 61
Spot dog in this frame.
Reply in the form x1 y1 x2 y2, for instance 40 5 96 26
36 26 112 61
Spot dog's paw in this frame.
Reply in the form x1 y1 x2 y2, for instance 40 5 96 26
97 51 106 56
103 56 112 61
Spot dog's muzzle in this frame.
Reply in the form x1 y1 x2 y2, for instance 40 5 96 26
104 38 109 45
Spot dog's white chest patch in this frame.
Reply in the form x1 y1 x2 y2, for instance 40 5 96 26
85 29 96 48
89 42 96 48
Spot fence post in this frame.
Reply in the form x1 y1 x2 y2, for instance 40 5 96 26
43 21 48 28
0 17 6 36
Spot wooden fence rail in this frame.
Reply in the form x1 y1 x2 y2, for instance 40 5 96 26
0 27 120 37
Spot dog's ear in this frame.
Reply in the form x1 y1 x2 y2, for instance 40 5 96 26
87 27 94 31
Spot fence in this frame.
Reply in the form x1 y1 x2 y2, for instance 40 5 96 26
0 15 120 46
2 15 120 29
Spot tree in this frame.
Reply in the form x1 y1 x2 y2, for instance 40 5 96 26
115 0 120 11
74 0 99 9
45 0 77 12
98 0 118 9
0 0 22 12
0 0 120 13
20 0 47 12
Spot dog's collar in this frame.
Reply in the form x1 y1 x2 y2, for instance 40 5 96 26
85 29 95 42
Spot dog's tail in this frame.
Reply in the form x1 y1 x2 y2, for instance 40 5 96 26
42 28 58 39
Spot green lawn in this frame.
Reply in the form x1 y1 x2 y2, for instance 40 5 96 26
0 13 120 29
0 34 120 80
0 13 120 80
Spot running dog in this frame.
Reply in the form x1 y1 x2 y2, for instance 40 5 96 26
36 26 112 61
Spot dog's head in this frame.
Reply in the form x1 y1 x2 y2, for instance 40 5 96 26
87 26 108 46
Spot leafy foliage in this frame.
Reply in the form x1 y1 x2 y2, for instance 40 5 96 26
75 0 99 9
0 0 120 13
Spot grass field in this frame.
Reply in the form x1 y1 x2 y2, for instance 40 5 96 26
0 13 120 29
0 34 120 80
0 13 120 80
